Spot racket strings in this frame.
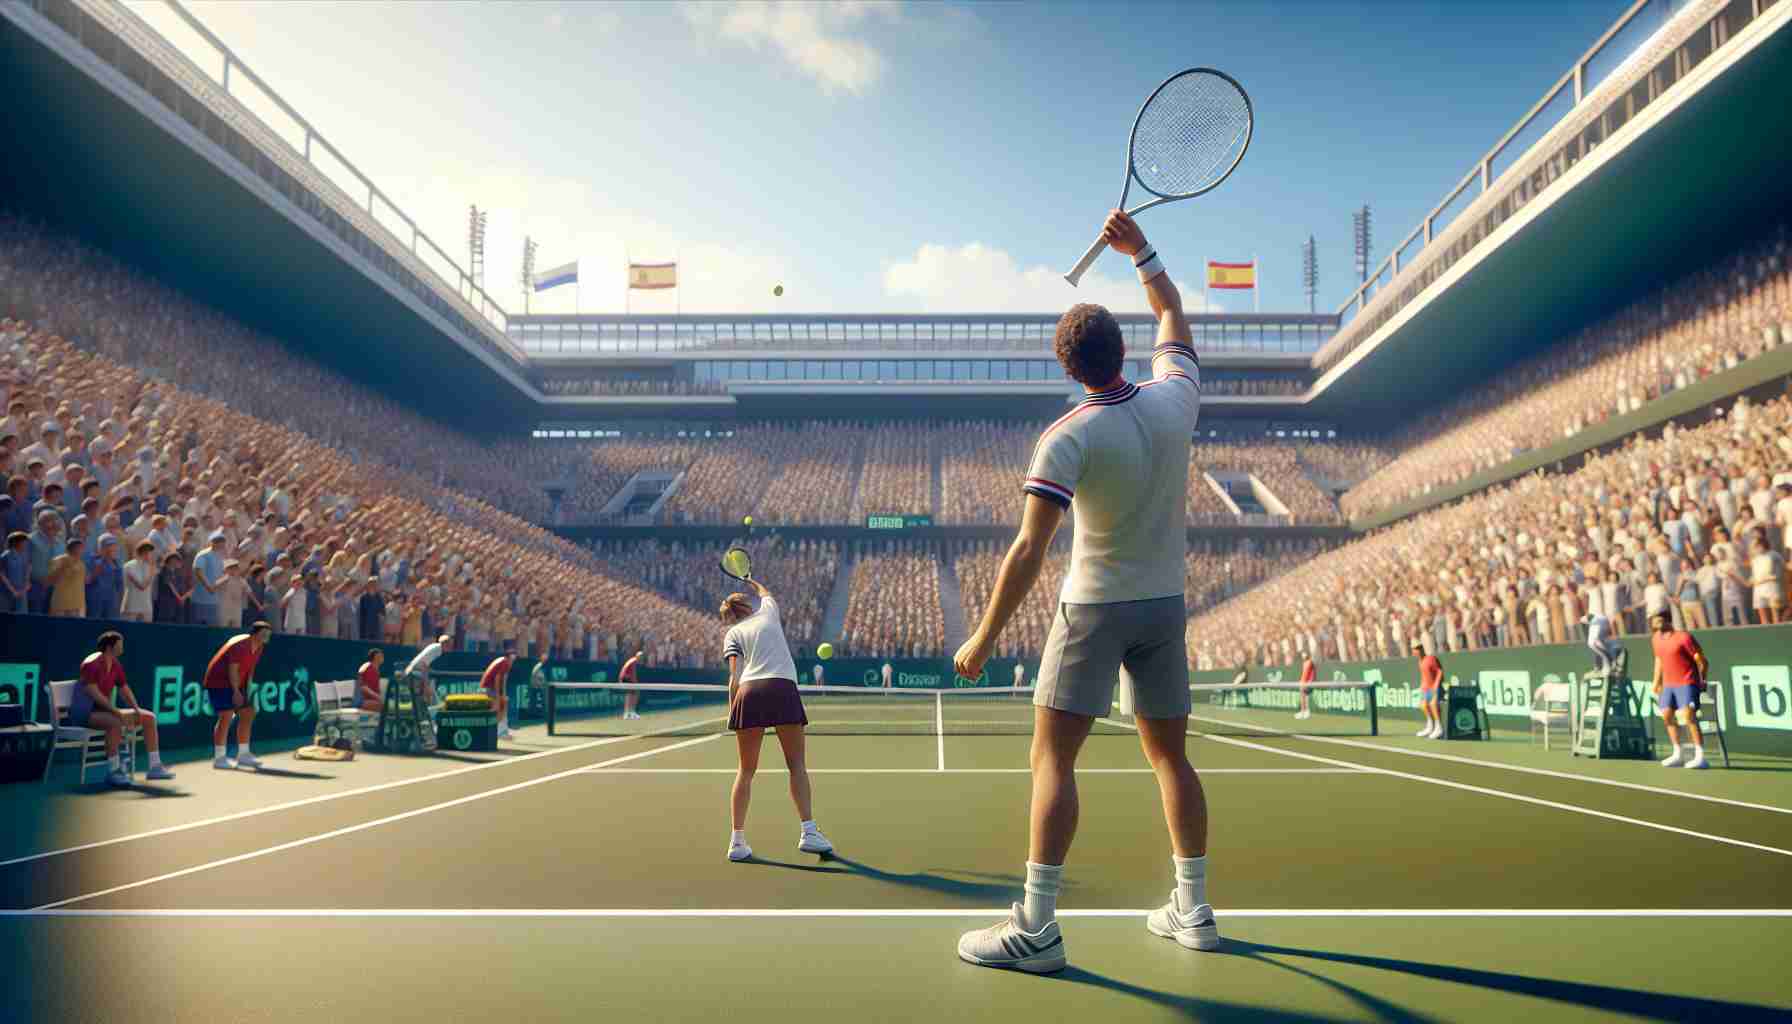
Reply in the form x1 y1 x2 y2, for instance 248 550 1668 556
1131 73 1251 197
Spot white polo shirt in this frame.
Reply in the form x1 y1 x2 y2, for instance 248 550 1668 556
405 641 445 678
1024 342 1201 604
722 595 798 683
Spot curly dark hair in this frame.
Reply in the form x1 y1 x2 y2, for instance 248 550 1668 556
1053 303 1126 386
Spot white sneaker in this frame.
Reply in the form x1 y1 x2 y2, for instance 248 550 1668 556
146 764 176 781
105 769 131 788
1146 891 1221 951
1661 748 1686 768
1294 710 1311 720
1686 750 1709 770
1431 727 1448 741
1415 725 1432 737
235 752 263 770
957 903 1067 974
728 838 753 862
212 756 236 770
798 828 834 854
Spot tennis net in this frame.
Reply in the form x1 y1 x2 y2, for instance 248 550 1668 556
544 680 1377 737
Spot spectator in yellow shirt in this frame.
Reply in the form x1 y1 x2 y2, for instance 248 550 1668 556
48 536 87 617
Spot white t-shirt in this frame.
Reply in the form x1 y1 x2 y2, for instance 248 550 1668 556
1025 342 1201 604
722 595 798 683
406 641 445 678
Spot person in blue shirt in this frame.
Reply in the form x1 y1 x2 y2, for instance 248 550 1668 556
1 531 29 613
85 533 124 620
190 531 227 628
26 510 64 615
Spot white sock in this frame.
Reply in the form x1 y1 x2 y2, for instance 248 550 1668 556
109 754 121 771
148 753 163 768
730 829 747 846
214 745 226 759
1174 855 1207 913
801 819 819 834
1022 862 1063 931
239 744 252 757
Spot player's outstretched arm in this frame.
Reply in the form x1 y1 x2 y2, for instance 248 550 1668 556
954 494 1064 680
1103 209 1191 347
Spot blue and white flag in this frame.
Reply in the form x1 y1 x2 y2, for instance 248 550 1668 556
532 261 578 292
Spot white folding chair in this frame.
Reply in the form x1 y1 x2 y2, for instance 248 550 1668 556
1529 682 1574 751
44 679 139 785
314 679 375 748
1693 681 1730 768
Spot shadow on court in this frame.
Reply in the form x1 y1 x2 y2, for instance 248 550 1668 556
1043 967 1340 1023
236 766 335 781
748 853 1024 904
1221 939 1786 1022
69 783 192 799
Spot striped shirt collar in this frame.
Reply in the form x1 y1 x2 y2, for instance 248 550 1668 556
1078 380 1138 405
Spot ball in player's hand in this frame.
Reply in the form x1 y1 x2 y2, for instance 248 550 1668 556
773 285 784 297
817 642 834 660
743 515 753 526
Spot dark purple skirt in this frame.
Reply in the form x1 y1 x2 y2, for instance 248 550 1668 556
729 677 808 731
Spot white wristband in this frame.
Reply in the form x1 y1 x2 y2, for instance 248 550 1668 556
1136 252 1166 283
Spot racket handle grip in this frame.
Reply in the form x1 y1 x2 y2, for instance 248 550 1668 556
1064 234 1108 287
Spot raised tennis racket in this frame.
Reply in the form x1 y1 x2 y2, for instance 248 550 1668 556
1063 68 1253 287
720 546 753 582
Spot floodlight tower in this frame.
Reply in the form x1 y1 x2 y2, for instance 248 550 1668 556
1352 205 1372 284
521 236 538 314
1301 234 1318 313
468 205 488 293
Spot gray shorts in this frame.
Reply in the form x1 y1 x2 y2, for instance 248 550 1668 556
1035 596 1190 719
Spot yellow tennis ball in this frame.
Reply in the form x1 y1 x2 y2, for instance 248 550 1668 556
773 284 784 297
743 515 753 526
817 642 834 660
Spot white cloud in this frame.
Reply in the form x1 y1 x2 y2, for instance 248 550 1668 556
681 1 902 96
882 242 1218 315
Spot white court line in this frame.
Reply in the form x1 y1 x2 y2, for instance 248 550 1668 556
2 717 728 870
33 733 726 911
1265 731 1792 816
579 768 1365 775
1186 720 1792 860
4 908 1790 919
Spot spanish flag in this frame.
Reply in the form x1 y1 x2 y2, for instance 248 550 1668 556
1207 260 1256 290
628 262 678 290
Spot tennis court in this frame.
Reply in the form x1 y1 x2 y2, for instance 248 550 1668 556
6 682 1792 1022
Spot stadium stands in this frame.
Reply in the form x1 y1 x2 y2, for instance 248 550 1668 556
583 537 838 652
1343 221 1792 520
841 540 946 658
1191 391 1792 670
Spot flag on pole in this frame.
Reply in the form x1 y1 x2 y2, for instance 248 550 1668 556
531 261 578 292
628 261 678 290
1206 260 1256 290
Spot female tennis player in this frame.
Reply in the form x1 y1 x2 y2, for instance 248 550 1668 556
721 576 833 862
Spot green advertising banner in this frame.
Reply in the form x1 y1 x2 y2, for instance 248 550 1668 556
1191 623 1792 758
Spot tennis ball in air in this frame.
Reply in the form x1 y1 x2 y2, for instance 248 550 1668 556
817 642 834 660
773 284 784 297
744 515 754 526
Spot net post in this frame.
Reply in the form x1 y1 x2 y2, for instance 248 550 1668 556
1367 680 1379 736
546 685 557 736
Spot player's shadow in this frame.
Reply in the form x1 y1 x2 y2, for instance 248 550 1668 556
77 782 191 799
237 766 334 780
1042 967 1339 1023
750 853 1021 904
1221 938 1785 1021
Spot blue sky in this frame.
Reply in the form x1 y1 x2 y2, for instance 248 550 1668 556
131 1 1637 316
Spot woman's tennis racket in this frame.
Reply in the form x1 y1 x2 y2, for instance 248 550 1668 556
720 546 753 582
1063 68 1253 287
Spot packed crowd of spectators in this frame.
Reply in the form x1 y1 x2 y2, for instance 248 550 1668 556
1296 441 1394 488
1342 220 1792 519
1190 391 1792 671
0 213 555 523
951 540 1069 659
581 537 838 652
852 422 933 521
839 540 946 658
0 319 722 666
938 421 1038 525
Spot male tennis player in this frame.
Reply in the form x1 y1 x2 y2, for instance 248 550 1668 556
619 649 643 720
1415 641 1444 739
1649 610 1709 769
953 209 1208 973
720 575 833 862
480 647 517 740
1297 651 1316 721
205 621 271 770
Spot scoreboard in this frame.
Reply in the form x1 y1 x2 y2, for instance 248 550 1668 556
865 514 933 530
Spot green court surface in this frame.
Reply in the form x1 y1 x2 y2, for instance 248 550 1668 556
5 715 1792 1022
